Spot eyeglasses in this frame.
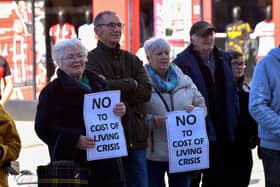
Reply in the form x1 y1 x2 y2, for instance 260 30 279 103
61 53 86 63
231 61 245 66
97 22 125 29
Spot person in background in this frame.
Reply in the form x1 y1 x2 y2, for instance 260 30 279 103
249 46 280 187
143 37 207 187
87 10 152 187
48 8 77 81
0 55 13 107
253 5 274 62
228 50 258 187
78 9 97 51
173 21 239 187
35 38 127 187
49 8 76 45
225 6 252 57
0 104 21 187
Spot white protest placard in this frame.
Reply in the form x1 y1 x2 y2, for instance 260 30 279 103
83 90 127 161
166 108 209 173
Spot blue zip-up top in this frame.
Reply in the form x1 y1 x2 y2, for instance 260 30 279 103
249 47 280 150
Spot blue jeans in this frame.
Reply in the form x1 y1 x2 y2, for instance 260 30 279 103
123 148 148 187
261 147 280 187
147 160 191 187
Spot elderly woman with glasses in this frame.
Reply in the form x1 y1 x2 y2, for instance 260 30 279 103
143 37 207 187
35 38 126 187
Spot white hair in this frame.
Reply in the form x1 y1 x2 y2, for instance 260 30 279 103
52 38 88 65
143 37 170 57
190 34 199 42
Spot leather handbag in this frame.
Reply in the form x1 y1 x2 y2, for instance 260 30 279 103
37 136 90 187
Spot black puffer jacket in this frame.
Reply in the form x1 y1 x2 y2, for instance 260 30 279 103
87 41 152 149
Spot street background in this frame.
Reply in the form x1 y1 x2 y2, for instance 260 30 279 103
8 120 265 187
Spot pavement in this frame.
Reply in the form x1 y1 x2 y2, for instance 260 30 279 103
8 121 49 187
249 149 265 187
8 121 265 187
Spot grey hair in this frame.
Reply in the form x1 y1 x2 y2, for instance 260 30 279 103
190 34 199 43
93 10 117 27
52 38 88 65
143 37 170 57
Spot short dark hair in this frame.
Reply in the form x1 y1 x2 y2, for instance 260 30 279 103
93 10 117 27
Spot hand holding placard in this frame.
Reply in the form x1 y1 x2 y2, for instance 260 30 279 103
83 90 128 161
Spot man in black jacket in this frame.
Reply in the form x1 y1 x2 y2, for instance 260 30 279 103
173 21 239 187
87 10 152 187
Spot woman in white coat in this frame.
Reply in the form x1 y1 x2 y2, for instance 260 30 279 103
143 37 207 187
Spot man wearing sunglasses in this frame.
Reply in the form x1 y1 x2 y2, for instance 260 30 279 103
87 10 152 187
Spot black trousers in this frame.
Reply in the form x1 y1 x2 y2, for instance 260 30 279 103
88 158 126 187
190 142 253 187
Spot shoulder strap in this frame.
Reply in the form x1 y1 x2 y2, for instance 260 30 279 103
152 85 170 112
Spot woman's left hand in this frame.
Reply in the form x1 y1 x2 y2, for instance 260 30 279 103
113 102 126 117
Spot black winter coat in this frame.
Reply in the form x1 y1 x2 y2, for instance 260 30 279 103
87 41 152 149
236 80 258 149
35 69 125 187
173 45 239 143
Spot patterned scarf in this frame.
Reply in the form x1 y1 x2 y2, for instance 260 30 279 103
147 64 177 92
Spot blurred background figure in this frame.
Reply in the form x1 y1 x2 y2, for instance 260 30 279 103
136 47 149 65
225 5 253 83
48 8 77 81
49 8 76 46
140 0 154 46
78 9 97 51
225 6 251 60
0 55 13 107
252 5 274 62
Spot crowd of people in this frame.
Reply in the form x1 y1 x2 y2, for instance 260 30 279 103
1 7 279 187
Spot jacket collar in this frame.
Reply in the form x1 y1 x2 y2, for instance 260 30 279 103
56 69 91 93
97 40 121 56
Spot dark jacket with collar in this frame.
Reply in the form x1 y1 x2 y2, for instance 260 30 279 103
87 41 152 149
35 69 125 186
236 77 258 148
173 45 239 143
